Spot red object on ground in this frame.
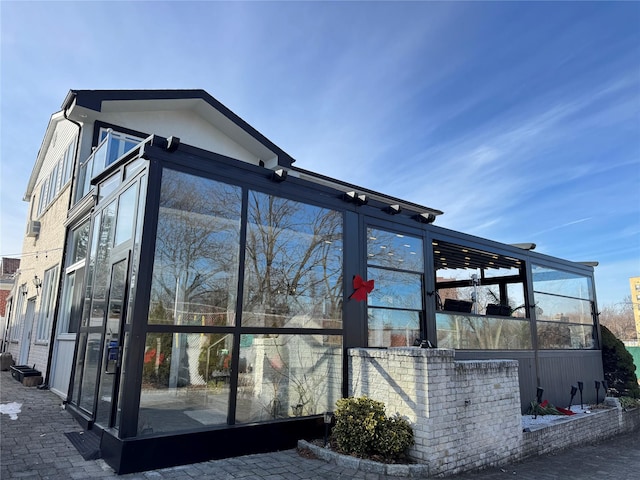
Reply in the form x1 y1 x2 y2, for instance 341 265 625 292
556 407 576 415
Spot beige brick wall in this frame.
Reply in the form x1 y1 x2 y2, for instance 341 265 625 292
8 184 69 372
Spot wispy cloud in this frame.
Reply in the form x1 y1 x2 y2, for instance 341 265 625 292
530 218 593 237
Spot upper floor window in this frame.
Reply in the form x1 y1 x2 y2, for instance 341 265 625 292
99 128 143 167
75 129 143 204
37 140 76 217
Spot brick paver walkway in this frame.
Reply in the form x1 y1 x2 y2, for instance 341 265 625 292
1 370 639 479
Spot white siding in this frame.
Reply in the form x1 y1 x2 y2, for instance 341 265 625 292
94 110 261 164
35 121 78 186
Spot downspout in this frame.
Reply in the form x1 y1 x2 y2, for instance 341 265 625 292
40 95 83 389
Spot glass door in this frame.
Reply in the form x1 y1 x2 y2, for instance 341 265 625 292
94 255 130 428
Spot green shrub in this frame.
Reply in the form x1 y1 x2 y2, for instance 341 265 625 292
376 413 414 460
601 325 640 398
619 396 640 409
331 396 414 462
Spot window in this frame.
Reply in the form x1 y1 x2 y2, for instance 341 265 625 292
61 141 75 185
58 221 90 335
367 228 424 347
148 170 242 326
36 140 75 217
99 128 143 167
139 169 344 434
242 191 343 329
532 265 595 349
434 240 530 349
9 288 26 342
35 266 59 342
75 129 143 203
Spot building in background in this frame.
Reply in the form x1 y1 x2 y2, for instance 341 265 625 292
630 277 640 342
4 90 604 474
0 257 20 352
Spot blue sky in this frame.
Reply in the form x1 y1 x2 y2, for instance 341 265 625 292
1 1 638 306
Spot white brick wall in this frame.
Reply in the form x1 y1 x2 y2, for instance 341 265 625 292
349 347 521 476
347 347 640 476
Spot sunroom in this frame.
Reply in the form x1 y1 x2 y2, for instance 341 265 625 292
65 134 602 474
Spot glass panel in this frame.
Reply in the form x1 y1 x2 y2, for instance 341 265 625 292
435 240 526 317
149 170 242 326
76 156 92 202
125 158 145 179
57 272 75 334
106 132 143 166
532 265 592 300
235 334 342 423
38 182 47 216
368 309 420 347
114 184 137 246
72 332 87 404
70 221 90 264
81 212 101 328
79 332 102 412
91 140 109 178
89 202 116 327
127 174 146 326
36 266 58 342
98 173 120 203
242 192 343 329
138 333 234 435
537 322 595 349
62 141 75 185
534 292 592 324
367 268 422 310
436 313 532 349
95 259 127 427
114 330 131 430
367 228 423 271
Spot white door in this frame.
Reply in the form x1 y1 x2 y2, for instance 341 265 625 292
49 267 84 397
19 298 36 365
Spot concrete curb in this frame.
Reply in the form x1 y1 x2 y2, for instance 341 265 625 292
297 440 430 477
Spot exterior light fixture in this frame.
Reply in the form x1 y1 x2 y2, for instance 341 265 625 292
165 135 180 152
33 275 42 295
385 204 401 215
595 381 601 404
343 191 368 205
577 381 584 409
534 387 544 419
510 243 536 251
414 212 436 224
271 168 288 182
323 411 333 447
20 284 28 296
568 385 578 409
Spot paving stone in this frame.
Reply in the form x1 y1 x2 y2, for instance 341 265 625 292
2 370 640 479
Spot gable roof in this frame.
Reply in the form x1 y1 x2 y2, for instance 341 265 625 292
63 89 295 167
24 89 297 202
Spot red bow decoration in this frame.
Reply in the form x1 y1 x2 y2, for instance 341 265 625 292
350 275 374 302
